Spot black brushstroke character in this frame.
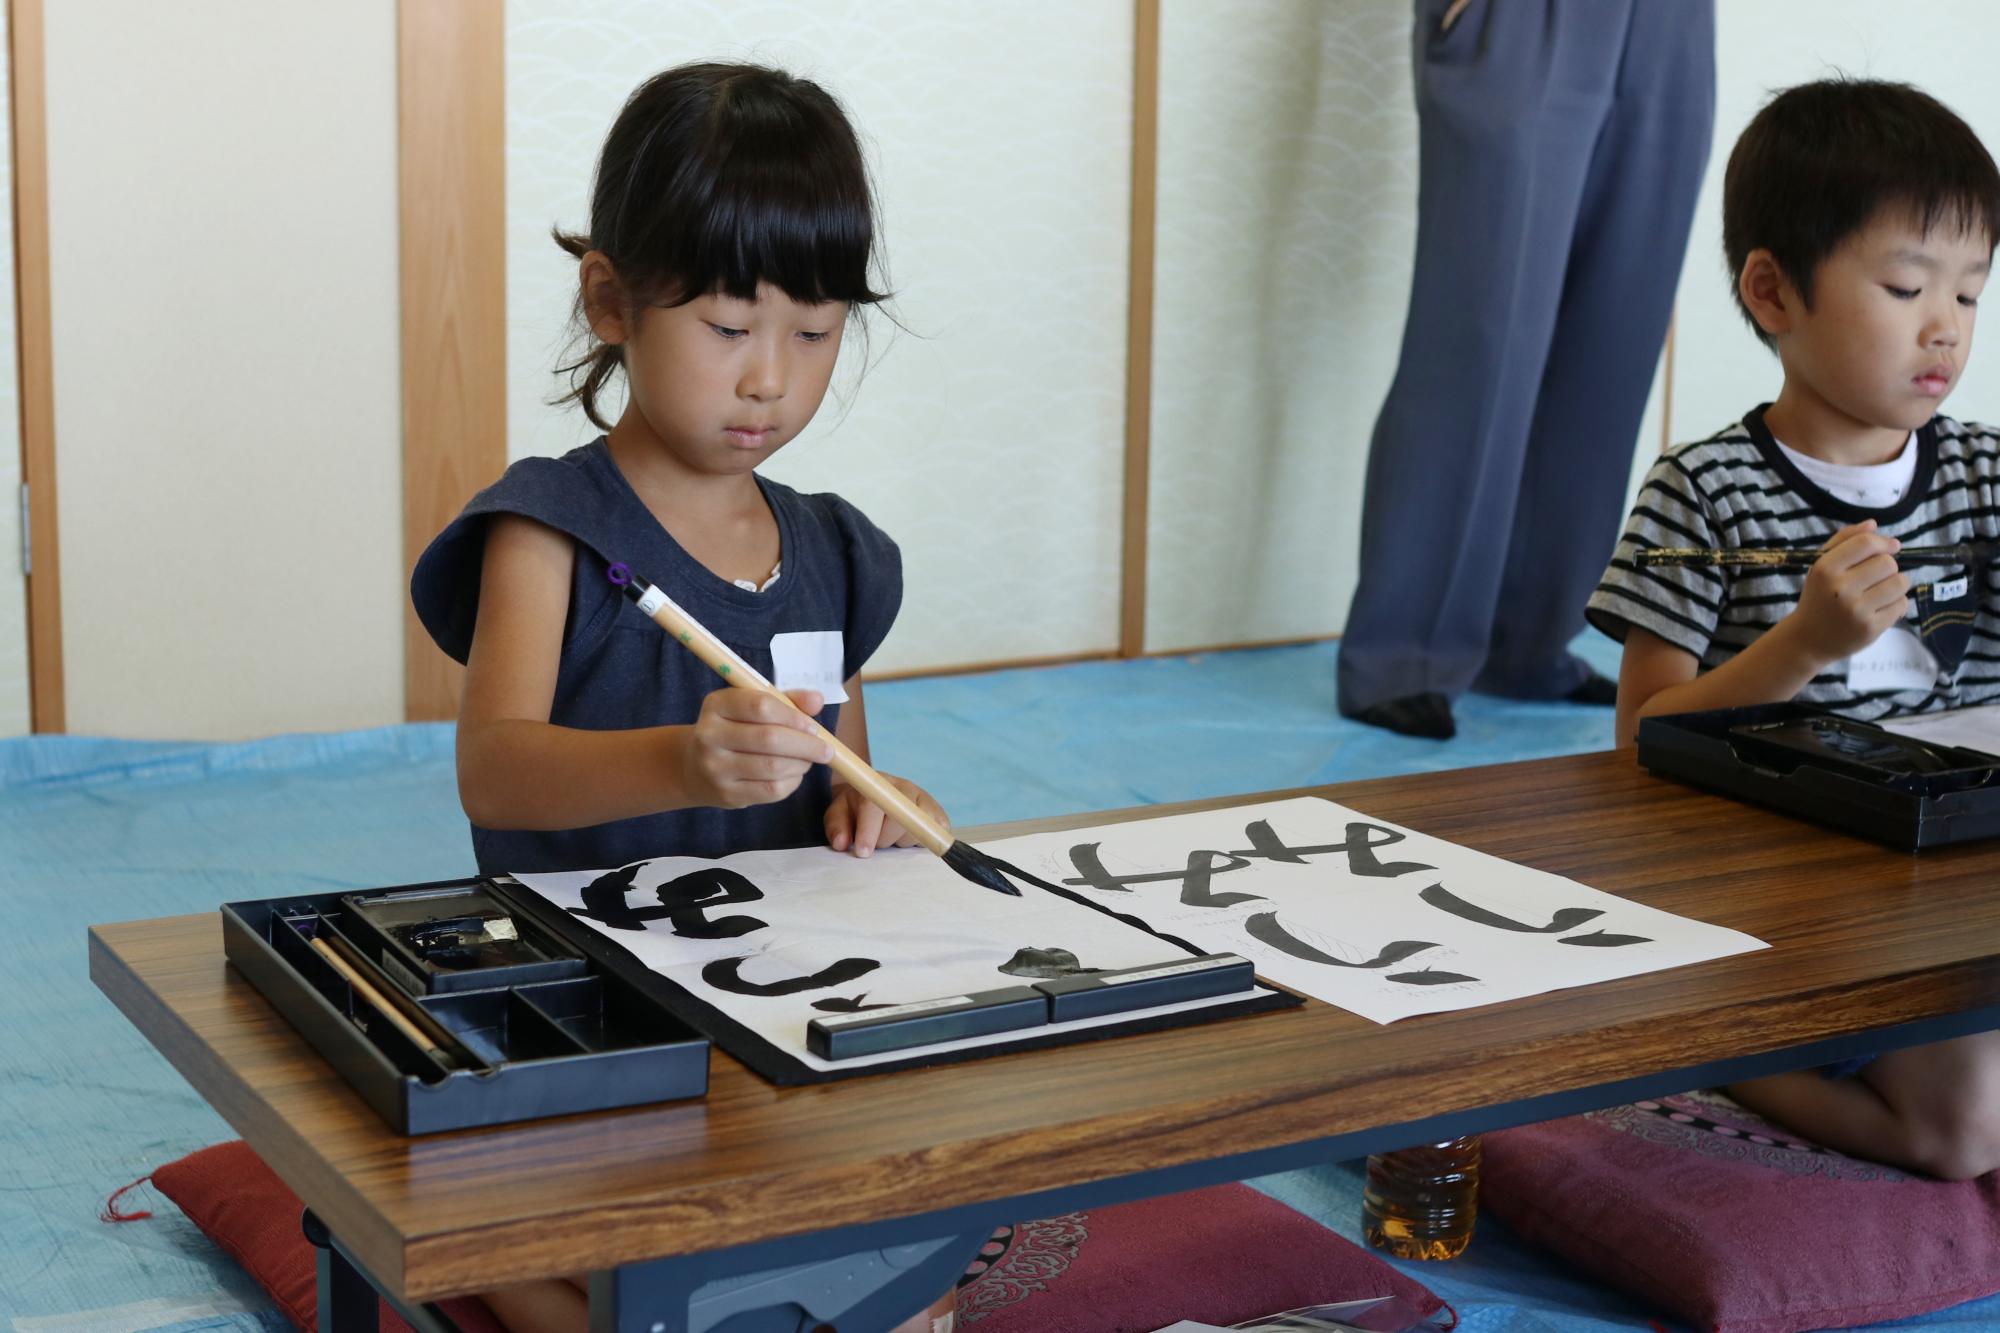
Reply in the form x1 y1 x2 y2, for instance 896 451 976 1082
811 994 895 1013
1063 844 1259 907
650 867 770 939
702 955 880 998
568 863 771 939
1418 883 1602 934
1229 820 1437 879
1062 819 1435 907
1242 911 1480 987
569 863 670 932
1062 845 1266 908
1244 911 1442 971
1417 883 1650 946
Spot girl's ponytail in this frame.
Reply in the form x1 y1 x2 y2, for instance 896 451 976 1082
551 228 625 432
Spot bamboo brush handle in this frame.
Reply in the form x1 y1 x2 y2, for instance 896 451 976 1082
627 579 954 856
309 937 453 1064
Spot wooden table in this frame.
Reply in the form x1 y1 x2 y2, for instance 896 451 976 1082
91 750 2000 1333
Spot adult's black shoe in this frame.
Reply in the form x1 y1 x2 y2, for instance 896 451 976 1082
1344 692 1456 740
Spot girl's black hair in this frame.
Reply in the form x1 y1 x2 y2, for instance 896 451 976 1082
1723 78 2000 346
554 62 888 429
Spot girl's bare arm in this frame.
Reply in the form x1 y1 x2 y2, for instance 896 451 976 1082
455 515 826 829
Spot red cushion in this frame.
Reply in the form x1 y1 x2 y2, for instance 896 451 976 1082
151 1141 505 1333
954 1181 1445 1333
1482 1090 2000 1333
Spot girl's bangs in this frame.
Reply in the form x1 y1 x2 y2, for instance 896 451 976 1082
632 136 884 309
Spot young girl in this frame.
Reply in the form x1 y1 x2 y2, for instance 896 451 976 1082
411 61 959 1333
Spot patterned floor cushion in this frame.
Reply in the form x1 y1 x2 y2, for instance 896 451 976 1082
1482 1089 2000 1333
956 1181 1447 1333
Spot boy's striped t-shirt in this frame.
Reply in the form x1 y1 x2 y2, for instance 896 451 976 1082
1586 405 2000 722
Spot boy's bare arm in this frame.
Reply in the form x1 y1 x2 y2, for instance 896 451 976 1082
1614 520 1911 746
1616 622 1821 745
456 515 829 830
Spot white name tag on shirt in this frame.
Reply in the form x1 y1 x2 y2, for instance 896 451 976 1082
769 630 849 703
1936 574 1970 601
1845 625 1939 694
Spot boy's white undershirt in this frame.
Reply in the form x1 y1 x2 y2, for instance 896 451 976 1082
1774 433 1936 690
1775 433 1916 507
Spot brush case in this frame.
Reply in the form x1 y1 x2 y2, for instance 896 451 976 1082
223 877 709 1134
1637 702 2000 849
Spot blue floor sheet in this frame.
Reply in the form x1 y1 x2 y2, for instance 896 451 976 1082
3 634 1995 1333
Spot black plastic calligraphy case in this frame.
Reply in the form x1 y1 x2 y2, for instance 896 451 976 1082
222 878 710 1134
1635 703 2000 849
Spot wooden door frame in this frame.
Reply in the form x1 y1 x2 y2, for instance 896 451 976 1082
399 0 508 721
10 0 58 732
1120 0 1159 658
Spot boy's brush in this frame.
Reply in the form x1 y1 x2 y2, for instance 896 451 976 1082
606 563 1063 899
1636 540 2000 570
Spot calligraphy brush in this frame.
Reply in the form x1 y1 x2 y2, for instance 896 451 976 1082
1635 540 2000 570
607 563 1064 899
295 921 493 1075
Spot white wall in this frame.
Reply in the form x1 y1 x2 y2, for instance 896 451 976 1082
506 1 1134 674
1147 1 1417 652
43 0 402 739
27 2 2000 741
1668 3 2000 441
0 0 25 735
1147 0 1673 654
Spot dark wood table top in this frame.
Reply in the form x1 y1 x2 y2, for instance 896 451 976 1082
90 749 2000 1301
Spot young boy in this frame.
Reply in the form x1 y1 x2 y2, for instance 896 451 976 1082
1588 79 2000 1181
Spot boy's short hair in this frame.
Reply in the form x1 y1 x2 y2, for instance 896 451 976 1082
1722 78 2000 344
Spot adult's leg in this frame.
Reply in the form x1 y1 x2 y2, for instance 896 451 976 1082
1474 0 1716 699
1337 0 1625 721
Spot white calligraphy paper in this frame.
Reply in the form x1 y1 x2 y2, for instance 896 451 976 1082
1878 702 2000 758
510 844 1259 1073
984 796 1766 1023
512 796 1766 1071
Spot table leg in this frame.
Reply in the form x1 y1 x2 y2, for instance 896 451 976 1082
303 1208 466 1333
304 1209 380 1333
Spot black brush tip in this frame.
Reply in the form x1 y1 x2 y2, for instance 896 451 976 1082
943 841 1022 896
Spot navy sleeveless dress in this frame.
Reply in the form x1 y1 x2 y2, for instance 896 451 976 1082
411 437 901 874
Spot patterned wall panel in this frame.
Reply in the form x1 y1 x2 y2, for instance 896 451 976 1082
1669 3 2000 443
506 2 1134 673
1145 0 1419 652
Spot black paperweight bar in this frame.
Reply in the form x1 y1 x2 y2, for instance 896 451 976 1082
806 985 1046 1060
1033 953 1255 1022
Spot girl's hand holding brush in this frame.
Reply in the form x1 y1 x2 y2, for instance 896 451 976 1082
827 775 949 858
610 563 1041 895
678 685 835 809
678 683 950 859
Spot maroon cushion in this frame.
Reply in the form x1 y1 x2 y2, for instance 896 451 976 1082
1482 1090 2000 1333
150 1140 505 1333
954 1181 1446 1333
